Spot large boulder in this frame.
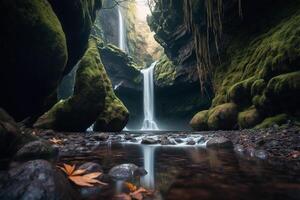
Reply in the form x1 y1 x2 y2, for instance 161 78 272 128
35 39 129 132
0 0 68 121
93 46 130 131
48 0 102 75
34 40 106 131
207 103 238 130
98 44 143 129
190 110 209 131
0 160 77 200
0 108 36 158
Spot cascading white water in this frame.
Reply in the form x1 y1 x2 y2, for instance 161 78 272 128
141 61 159 130
141 146 156 189
118 6 126 51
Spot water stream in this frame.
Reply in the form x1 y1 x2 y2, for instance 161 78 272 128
141 61 159 130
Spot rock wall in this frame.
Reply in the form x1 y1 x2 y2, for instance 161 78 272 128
98 43 143 129
154 56 212 130
0 0 102 121
149 0 300 130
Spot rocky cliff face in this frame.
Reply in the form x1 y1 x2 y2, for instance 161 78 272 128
0 0 102 121
149 0 300 130
154 55 211 130
97 43 143 130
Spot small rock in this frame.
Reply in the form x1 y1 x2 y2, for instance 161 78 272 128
175 138 183 143
197 137 206 144
93 133 109 141
234 144 244 154
124 133 133 140
42 129 55 136
130 138 138 143
14 140 58 161
206 137 233 149
186 139 196 145
79 162 103 173
108 164 147 180
254 150 268 159
141 138 158 145
161 137 175 145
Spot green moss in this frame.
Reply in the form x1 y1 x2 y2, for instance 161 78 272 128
93 64 129 132
238 107 262 129
265 71 300 109
255 113 289 129
207 103 238 130
251 79 266 96
34 39 106 131
154 55 177 87
227 76 257 106
190 110 209 131
213 10 300 108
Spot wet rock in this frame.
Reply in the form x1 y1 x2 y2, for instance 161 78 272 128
42 129 55 136
186 139 196 145
130 138 138 143
254 150 268 159
78 162 108 199
124 133 133 140
93 133 109 141
234 144 244 154
108 164 147 180
160 136 175 145
175 138 183 143
0 160 77 200
197 137 206 144
14 140 58 161
141 138 158 145
111 135 122 142
79 162 103 173
206 137 234 149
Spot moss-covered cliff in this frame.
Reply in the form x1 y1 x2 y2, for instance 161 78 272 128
34 39 129 132
149 0 300 130
0 0 102 121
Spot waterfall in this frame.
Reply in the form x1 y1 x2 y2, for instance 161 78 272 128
141 146 156 189
118 6 126 51
141 61 159 130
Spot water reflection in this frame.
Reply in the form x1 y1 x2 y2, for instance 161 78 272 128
141 145 157 189
60 141 300 200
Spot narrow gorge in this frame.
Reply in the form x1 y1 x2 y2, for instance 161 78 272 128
0 0 299 200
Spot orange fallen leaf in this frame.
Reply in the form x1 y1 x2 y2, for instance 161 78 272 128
58 163 108 187
125 182 137 192
114 186 153 200
49 137 63 145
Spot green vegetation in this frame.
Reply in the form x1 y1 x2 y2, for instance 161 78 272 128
154 55 177 86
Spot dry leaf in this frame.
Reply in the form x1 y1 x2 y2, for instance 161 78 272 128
49 137 63 145
125 182 137 192
58 163 108 187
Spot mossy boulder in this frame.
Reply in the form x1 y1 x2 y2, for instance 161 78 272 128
264 71 300 111
227 77 257 106
0 0 67 120
238 108 262 129
93 94 129 132
93 48 129 132
255 114 289 129
190 110 209 131
34 40 106 131
98 43 141 129
207 103 238 130
48 0 102 75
